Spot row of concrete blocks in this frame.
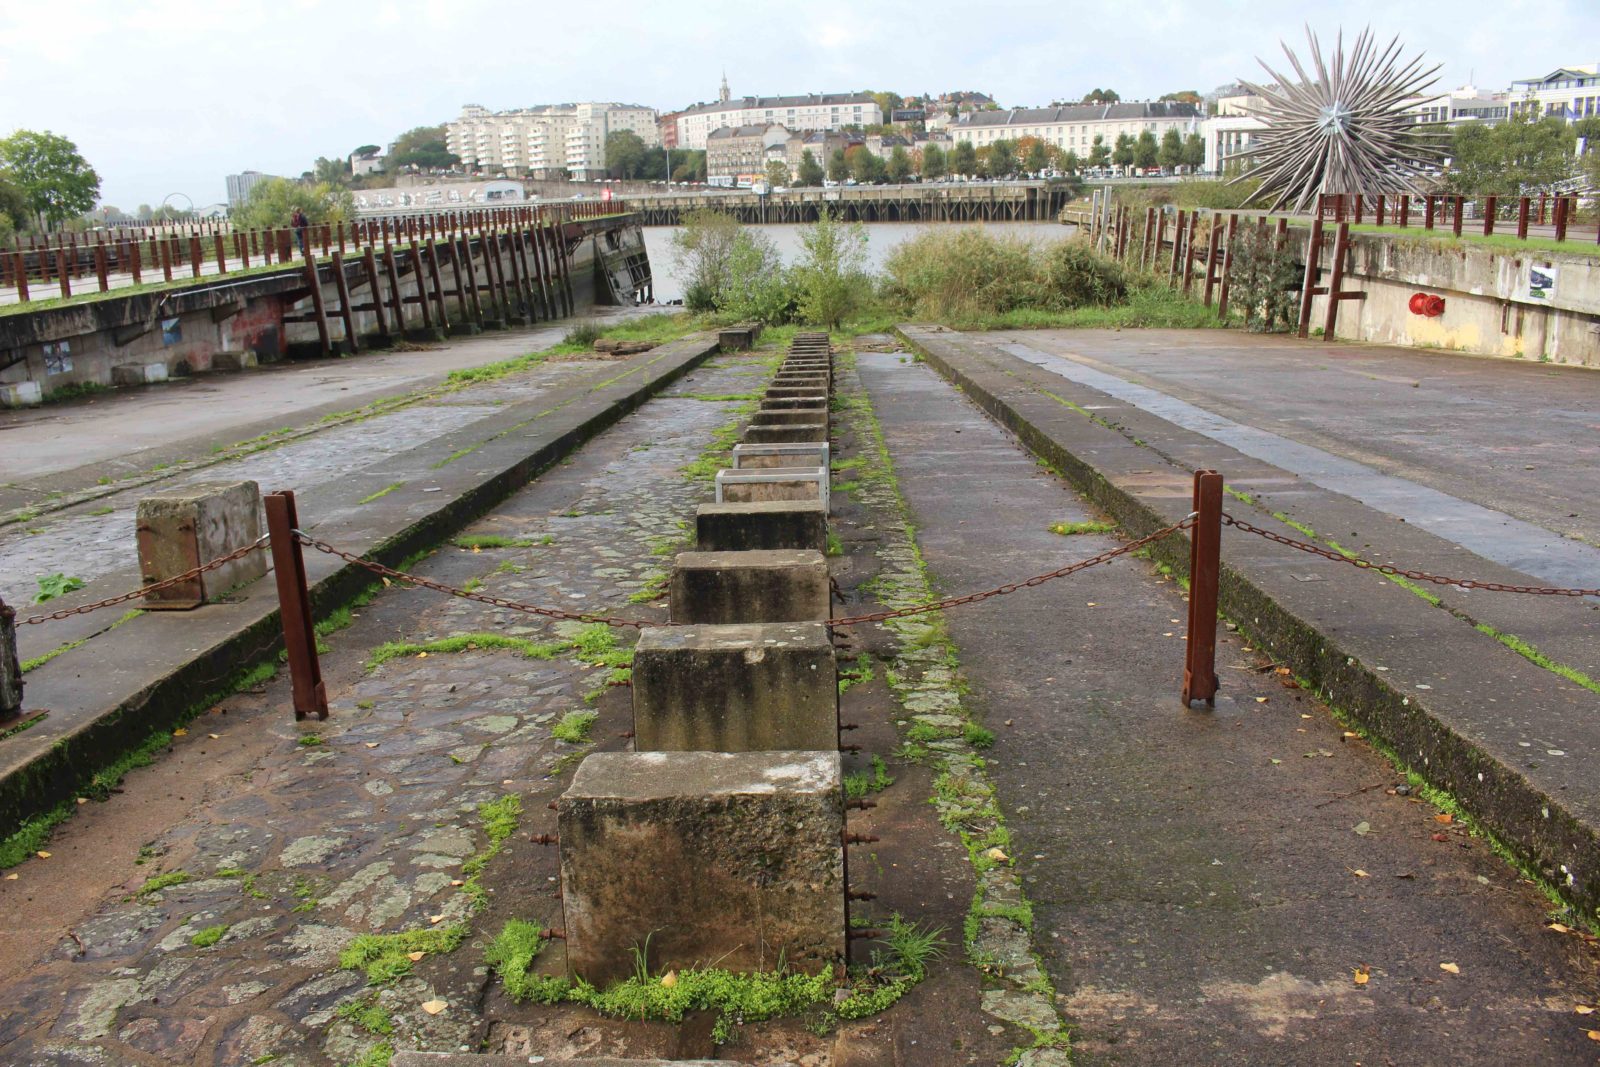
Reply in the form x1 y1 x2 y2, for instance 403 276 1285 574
0 350 261 407
557 332 847 986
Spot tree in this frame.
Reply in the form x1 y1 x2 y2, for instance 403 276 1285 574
765 159 792 188
849 147 886 184
352 144 381 157
827 148 850 183
1159 90 1203 106
605 130 649 179
1087 135 1110 169
870 91 905 119
886 145 913 182
1081 88 1121 104
1025 140 1050 175
669 208 742 310
921 143 947 179
793 208 868 330
671 150 707 183
0 174 27 238
388 125 457 170
231 177 352 232
1158 129 1184 170
1182 133 1206 172
796 149 825 187
1445 113 1577 195
1111 133 1135 172
0 130 100 230
1134 131 1159 170
986 139 1018 179
1056 148 1082 174
313 156 350 184
952 141 978 177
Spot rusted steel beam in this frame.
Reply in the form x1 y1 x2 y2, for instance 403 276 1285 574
330 251 360 353
1322 222 1354 340
1297 215 1325 339
383 246 406 332
302 250 333 355
1182 470 1223 708
361 247 389 340
1216 214 1239 320
1202 219 1222 307
263 491 327 721
424 241 450 330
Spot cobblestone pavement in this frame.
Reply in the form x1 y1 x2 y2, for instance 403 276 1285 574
0 351 775 1066
0 356 608 611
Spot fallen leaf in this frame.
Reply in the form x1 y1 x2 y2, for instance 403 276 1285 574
417 652 428 659
1550 923 1571 934
1255 697 1269 704
421 999 446 1015
1275 667 1291 676
429 914 445 925
472 546 481 554
36 851 50 859
1270 758 1283 765
1439 962 1460 974
173 728 188 737
1353 822 1371 836
661 970 678 987
365 742 379 748
1300 714 1312 719
407 951 425 962
4 873 17 880
208 733 220 740
1589 1030 1600 1042
1576 1004 1595 1015
450 879 464 887
984 848 1010 863
76 797 88 805
1434 813 1453 825
1352 869 1370 878
1353 967 1369 986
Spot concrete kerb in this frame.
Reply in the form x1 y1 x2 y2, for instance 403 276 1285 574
895 323 1600 918
0 334 724 842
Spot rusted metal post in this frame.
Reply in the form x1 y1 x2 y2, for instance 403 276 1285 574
95 243 109 292
1399 195 1410 228
1423 195 1435 231
1202 220 1222 307
458 236 483 323
1517 196 1531 240
330 251 360 353
1554 197 1570 242
424 240 449 329
1483 195 1497 237
1374 195 1385 225
447 240 471 323
1217 214 1239 320
1353 195 1364 224
56 249 71 298
129 242 142 284
262 491 328 721
1451 196 1463 238
1182 470 1223 708
12 252 28 302
302 250 333 355
189 235 203 278
214 233 228 275
1538 193 1547 225
1168 210 1186 287
1140 207 1155 270
361 246 389 341
1322 222 1351 340
513 228 538 320
407 242 434 332
1180 212 1199 295
1297 216 1325 339
383 246 406 332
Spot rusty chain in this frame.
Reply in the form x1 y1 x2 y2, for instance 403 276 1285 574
1221 513 1600 598
293 531 656 629
829 517 1198 626
19 535 270 625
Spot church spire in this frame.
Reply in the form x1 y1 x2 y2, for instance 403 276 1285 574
719 71 731 103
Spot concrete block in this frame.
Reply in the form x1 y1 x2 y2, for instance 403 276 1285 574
559 750 845 985
669 549 830 624
110 363 169 386
716 466 828 509
135 480 267 609
633 621 837 751
762 396 829 411
752 408 825 426
0 381 43 408
733 442 830 470
774 373 829 385
394 1056 752 1067
717 323 762 351
767 386 828 401
697 501 827 552
743 422 827 444
211 350 259 372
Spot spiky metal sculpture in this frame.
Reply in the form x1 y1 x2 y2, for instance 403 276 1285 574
1228 27 1444 213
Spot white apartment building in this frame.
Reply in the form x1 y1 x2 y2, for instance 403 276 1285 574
950 101 1202 157
1509 64 1600 121
675 81 882 150
447 103 660 180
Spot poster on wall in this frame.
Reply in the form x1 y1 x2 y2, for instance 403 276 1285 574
1520 263 1557 302
42 341 72 375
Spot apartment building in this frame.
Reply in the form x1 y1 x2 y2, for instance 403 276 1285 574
446 103 660 180
706 124 794 184
950 101 1201 156
1509 64 1600 121
675 80 882 150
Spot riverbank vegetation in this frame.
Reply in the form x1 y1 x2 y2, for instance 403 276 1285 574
668 208 1232 335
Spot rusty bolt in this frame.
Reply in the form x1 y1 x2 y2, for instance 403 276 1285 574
539 929 566 941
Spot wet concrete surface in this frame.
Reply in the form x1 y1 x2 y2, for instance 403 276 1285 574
978 330 1600 559
859 348 1600 1065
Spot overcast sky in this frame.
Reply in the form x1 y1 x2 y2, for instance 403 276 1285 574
2 0 1594 209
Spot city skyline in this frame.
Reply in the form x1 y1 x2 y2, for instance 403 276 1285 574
2 0 1595 208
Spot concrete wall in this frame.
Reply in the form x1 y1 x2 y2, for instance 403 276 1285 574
1305 232 1600 368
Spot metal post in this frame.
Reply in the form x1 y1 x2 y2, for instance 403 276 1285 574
1483 195 1497 237
303 250 333 355
262 491 327 721
1216 213 1238 320
1297 216 1324 339
1182 470 1222 708
1322 222 1351 340
1554 197 1570 242
330 251 360 353
1202 220 1222 307
1517 196 1531 240
1452 196 1464 238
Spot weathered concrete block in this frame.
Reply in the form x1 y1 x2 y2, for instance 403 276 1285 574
559 750 845 985
774 373 828 385
733 442 830 470
136 481 267 609
394 1055 752 1067
762 396 829 411
743 422 827 444
0 597 21 721
696 501 827 552
633 621 837 751
0 381 43 408
717 323 762 351
669 549 830 624
111 362 169 386
716 467 828 509
211 350 259 372
752 408 825 426
766 385 828 401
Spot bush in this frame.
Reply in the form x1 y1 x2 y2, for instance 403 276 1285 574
1226 224 1301 332
792 209 870 329
1041 239 1127 306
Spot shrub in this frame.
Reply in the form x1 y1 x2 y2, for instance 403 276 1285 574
1041 238 1127 307
881 228 1046 320
792 209 870 329
1226 223 1302 332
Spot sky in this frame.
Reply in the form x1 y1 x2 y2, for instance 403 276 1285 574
2 0 1594 210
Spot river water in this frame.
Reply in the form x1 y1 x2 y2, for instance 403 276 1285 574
639 221 1071 303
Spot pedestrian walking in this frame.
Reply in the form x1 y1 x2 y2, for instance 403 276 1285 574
291 207 309 255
